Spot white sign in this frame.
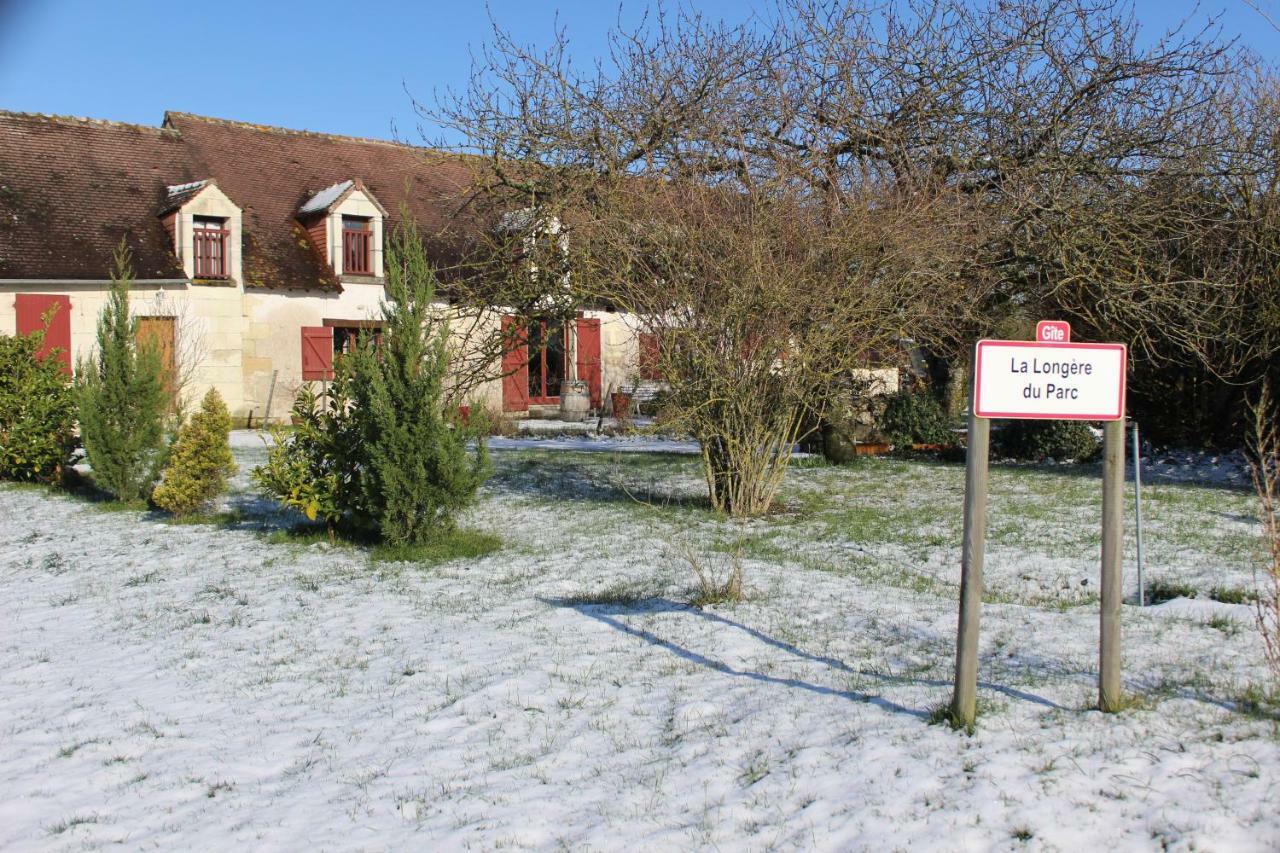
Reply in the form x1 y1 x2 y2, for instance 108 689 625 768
974 340 1126 421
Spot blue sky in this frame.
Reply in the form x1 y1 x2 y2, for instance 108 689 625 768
0 0 1276 146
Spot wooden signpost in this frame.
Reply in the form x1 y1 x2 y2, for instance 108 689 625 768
951 321 1128 727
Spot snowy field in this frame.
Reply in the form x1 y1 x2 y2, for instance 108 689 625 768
1 435 1278 850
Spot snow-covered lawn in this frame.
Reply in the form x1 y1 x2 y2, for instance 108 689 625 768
1 438 1277 850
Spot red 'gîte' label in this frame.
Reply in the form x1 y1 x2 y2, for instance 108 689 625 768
1036 320 1071 343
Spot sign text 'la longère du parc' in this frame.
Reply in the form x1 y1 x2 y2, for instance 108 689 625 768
973 321 1126 422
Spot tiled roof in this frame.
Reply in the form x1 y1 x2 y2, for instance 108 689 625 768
164 112 481 290
0 110 485 288
0 112 195 279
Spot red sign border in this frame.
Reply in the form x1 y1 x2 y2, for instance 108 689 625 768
974 339 1127 422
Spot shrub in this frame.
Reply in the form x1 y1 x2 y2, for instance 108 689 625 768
0 323 76 483
993 419 1099 462
253 385 355 539
254 215 491 545
343 217 490 545
880 389 954 448
152 389 236 516
74 245 170 501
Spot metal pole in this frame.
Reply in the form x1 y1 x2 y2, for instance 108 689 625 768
1100 418 1125 712
951 355 990 729
1132 421 1144 607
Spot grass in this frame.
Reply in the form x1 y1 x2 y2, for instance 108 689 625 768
371 529 502 566
1146 578 1199 604
45 814 99 836
927 702 975 735
558 582 653 607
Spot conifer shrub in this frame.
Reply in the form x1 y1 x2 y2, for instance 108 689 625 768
0 320 76 483
74 245 170 502
343 218 490 544
254 216 491 545
152 388 236 516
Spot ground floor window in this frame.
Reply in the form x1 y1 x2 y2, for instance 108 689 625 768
331 324 381 355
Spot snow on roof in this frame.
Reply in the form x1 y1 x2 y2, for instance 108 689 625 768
166 179 208 198
299 179 353 215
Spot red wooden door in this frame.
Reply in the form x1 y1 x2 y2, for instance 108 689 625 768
501 315 530 412
575 316 602 409
15 294 71 373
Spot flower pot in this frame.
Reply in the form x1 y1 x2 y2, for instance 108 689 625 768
610 391 633 421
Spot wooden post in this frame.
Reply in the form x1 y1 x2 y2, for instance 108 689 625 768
951 380 990 728
1099 418 1125 711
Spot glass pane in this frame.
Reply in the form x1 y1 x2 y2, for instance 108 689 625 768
544 320 564 398
527 320 544 398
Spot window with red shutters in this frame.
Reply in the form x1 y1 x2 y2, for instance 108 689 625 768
301 326 334 380
342 216 371 275
193 216 229 279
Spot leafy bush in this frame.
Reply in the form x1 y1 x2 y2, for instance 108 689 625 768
880 389 954 448
253 385 355 538
994 419 1099 462
0 323 76 483
254 216 490 545
74 246 170 501
152 389 236 516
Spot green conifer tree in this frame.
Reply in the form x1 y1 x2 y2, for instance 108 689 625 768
344 215 490 544
152 388 236 516
75 244 169 502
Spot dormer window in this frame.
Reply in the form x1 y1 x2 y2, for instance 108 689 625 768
162 179 242 285
298 180 386 280
193 216 229 279
342 216 372 275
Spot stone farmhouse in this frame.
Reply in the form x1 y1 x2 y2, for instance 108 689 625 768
0 110 650 424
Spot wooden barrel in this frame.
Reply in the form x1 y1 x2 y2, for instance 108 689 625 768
560 380 590 422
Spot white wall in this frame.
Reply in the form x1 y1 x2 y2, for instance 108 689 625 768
0 282 246 415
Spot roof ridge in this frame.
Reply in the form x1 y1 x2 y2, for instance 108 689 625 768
0 109 177 135
163 110 446 152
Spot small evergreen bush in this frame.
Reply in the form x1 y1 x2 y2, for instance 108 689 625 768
344 217 490 544
74 245 170 501
75 244 171 499
994 419 1100 462
152 388 236 516
880 389 953 448
254 215 491 545
0 320 76 483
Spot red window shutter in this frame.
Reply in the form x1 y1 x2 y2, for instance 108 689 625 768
300 326 333 380
575 316 602 409
638 331 661 381
501 315 530 412
16 294 72 374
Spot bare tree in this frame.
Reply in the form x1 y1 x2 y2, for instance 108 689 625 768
423 0 1270 505
1250 382 1280 682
